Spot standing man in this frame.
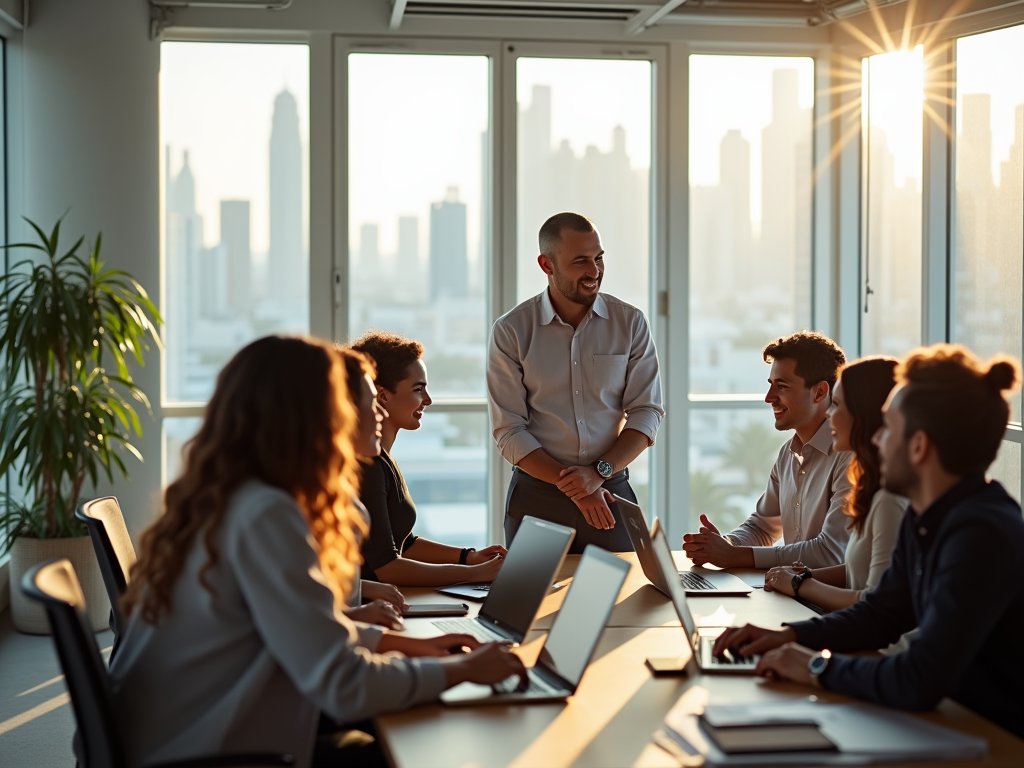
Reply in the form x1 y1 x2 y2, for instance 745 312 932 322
487 212 664 552
683 332 852 569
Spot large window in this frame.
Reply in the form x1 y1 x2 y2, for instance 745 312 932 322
952 25 1024 500
515 55 654 509
860 47 924 357
348 52 490 546
161 42 310 482
687 55 814 530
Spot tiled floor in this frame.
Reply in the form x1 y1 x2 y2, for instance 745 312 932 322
0 609 113 767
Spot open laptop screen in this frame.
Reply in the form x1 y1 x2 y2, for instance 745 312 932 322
478 517 574 639
539 547 630 687
650 523 699 639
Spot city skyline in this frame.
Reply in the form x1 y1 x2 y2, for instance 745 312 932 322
164 85 309 404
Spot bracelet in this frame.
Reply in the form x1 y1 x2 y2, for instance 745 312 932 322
459 547 475 565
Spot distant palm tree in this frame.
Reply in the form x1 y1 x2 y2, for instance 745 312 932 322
723 420 784 493
689 469 740 529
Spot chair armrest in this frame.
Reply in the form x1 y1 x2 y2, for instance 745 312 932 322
146 754 294 768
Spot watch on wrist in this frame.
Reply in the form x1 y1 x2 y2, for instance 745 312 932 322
790 566 813 596
592 459 613 479
808 649 831 688
459 547 476 565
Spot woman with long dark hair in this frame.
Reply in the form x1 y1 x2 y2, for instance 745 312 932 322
350 331 506 586
764 357 907 613
113 336 524 768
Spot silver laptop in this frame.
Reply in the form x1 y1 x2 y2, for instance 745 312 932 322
441 545 630 705
648 521 759 674
430 516 574 645
614 495 752 596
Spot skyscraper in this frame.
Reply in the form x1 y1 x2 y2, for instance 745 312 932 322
360 223 380 269
397 216 419 272
761 69 812 297
429 186 469 300
220 200 252 316
269 89 304 305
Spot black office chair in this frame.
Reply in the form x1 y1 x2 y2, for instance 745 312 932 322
20 558 294 768
76 497 136 659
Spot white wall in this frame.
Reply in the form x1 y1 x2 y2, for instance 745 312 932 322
15 1 162 537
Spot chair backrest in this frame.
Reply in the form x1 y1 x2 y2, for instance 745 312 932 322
76 497 136 640
21 559 127 768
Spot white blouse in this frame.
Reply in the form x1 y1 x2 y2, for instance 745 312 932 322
844 488 907 596
110 480 446 768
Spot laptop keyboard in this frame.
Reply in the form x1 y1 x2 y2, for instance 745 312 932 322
702 637 757 666
679 571 718 591
432 619 495 643
492 674 550 695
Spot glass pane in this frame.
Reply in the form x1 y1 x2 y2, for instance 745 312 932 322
388 411 487 549
516 57 651 315
861 47 924 357
988 439 1021 503
688 407 790 534
952 26 1024 422
161 43 310 403
348 54 490 399
163 417 203 487
688 56 814 394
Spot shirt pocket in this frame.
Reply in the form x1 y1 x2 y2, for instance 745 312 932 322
590 354 629 400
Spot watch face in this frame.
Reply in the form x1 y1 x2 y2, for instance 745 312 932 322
596 460 613 478
809 654 829 675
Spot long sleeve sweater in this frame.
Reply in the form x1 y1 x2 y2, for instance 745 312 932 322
786 475 1024 739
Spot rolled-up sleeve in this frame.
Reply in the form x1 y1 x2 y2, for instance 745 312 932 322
750 457 851 569
621 312 664 444
487 319 543 465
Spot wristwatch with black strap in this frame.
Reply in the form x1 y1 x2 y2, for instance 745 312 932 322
790 565 814 597
592 458 613 479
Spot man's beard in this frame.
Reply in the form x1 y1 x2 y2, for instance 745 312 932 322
552 270 602 306
880 443 916 498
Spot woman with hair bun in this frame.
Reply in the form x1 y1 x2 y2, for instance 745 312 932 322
112 336 525 768
350 331 507 587
764 357 909 623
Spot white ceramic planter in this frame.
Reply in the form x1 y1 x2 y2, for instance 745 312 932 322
9 535 111 634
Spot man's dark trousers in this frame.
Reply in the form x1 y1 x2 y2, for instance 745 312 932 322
504 466 637 553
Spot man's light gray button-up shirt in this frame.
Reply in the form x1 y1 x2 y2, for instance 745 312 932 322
487 290 664 468
726 418 853 569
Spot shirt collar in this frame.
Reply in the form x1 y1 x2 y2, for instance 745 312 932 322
790 418 834 457
538 288 608 325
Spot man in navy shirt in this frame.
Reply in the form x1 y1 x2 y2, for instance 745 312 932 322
715 344 1024 739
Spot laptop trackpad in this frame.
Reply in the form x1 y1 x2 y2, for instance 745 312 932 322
440 682 494 704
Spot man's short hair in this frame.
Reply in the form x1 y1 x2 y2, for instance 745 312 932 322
539 212 595 258
897 344 1020 476
762 331 846 391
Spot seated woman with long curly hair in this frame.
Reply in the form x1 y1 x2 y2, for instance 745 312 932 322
114 336 523 768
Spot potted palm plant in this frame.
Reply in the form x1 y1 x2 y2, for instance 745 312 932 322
0 218 161 633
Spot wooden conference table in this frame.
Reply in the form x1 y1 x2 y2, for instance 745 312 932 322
379 551 1024 768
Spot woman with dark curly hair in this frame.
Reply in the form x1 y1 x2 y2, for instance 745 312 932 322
349 330 507 587
763 357 907 617
113 335 524 768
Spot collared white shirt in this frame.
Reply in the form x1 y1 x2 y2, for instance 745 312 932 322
726 418 853 569
487 289 664 468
